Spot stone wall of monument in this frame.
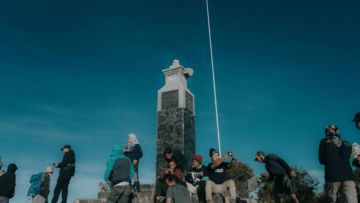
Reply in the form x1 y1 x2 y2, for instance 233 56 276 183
183 108 195 166
156 107 195 177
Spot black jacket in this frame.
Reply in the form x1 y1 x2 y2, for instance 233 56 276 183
185 165 208 185
124 144 143 162
0 163 17 198
319 136 353 182
264 154 292 182
39 173 50 199
164 151 188 172
58 150 76 176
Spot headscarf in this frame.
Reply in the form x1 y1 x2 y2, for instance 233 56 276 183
104 144 134 181
128 133 140 147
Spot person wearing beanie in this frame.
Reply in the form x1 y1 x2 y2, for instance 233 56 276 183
185 154 208 203
0 163 18 203
206 148 237 203
319 125 357 203
353 112 360 130
254 151 299 203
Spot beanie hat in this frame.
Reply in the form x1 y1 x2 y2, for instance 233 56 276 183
193 154 203 164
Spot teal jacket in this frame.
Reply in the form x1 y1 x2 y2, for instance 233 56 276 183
104 144 134 181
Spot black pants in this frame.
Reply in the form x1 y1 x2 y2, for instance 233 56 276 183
51 173 72 203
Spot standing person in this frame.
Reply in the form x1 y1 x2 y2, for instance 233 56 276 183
123 133 143 192
319 125 357 203
185 154 208 203
353 112 360 130
0 163 18 203
352 113 360 167
255 151 299 203
30 167 54 203
105 145 134 203
206 148 237 203
51 145 76 203
0 158 4 176
164 174 191 203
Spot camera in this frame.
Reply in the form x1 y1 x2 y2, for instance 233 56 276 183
228 152 233 156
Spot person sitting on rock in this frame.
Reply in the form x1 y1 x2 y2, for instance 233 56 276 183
163 148 187 173
155 159 184 203
206 148 237 203
185 154 208 203
165 174 191 203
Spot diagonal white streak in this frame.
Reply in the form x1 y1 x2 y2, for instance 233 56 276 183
205 0 222 156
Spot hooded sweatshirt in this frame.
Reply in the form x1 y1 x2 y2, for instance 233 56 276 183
104 145 134 181
0 163 18 198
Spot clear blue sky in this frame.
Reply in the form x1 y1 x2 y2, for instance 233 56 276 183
0 0 359 202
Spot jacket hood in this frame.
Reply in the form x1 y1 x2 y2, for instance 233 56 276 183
7 163 18 173
111 144 123 155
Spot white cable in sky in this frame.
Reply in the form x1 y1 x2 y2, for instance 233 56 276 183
205 0 222 156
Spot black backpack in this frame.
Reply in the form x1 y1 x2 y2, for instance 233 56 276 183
110 157 131 185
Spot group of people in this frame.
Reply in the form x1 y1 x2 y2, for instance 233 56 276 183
1 112 359 203
0 145 76 203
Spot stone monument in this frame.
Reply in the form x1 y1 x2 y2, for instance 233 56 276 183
156 59 195 177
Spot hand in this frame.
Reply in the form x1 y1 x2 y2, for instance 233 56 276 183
290 170 296 177
256 178 262 184
223 153 230 159
231 153 237 160
133 160 138 166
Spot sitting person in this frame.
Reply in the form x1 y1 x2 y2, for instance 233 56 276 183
163 148 187 173
185 154 208 203
206 148 237 203
155 159 184 203
162 159 183 181
165 174 191 203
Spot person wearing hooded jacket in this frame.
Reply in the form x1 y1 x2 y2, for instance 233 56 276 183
123 133 143 192
104 144 134 203
51 145 76 203
0 163 18 203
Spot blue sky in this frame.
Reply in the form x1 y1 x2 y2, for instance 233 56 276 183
0 0 359 202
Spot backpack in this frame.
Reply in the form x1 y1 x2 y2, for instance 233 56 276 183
27 172 43 197
110 158 131 184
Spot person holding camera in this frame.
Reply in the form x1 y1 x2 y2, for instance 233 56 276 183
254 151 299 203
319 125 357 203
206 148 237 203
51 145 75 203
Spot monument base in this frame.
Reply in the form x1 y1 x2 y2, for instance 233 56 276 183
73 184 257 203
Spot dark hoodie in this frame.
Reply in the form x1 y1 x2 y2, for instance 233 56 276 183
58 150 76 176
319 136 353 181
164 150 187 172
0 163 18 198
